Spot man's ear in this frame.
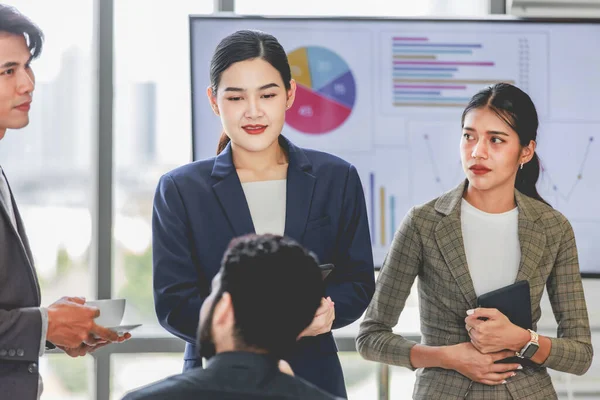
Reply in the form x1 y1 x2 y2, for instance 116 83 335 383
212 292 235 330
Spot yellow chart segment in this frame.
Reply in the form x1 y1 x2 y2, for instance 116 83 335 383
288 47 312 88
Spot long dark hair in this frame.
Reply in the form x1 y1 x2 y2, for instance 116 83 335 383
0 5 44 59
461 83 549 205
209 30 292 155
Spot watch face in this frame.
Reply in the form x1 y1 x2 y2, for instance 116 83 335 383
523 343 539 358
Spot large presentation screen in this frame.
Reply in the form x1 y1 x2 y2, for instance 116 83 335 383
190 16 600 276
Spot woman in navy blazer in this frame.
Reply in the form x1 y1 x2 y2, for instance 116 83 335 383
152 30 375 398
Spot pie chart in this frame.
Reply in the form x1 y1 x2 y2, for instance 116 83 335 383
286 46 356 135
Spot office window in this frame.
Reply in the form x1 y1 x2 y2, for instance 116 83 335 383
0 1 95 397
339 352 379 398
39 354 93 400
111 353 185 399
113 0 213 334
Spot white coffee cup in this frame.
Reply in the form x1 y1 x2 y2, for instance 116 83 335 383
86 299 126 327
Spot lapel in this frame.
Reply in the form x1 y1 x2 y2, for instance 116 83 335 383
282 137 316 242
0 169 41 303
0 174 13 230
210 136 316 241
514 190 546 283
434 181 547 308
211 144 256 237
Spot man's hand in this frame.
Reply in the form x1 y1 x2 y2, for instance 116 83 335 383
47 297 119 348
58 333 132 358
297 297 335 339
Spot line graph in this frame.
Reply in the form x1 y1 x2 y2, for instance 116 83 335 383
407 121 466 206
539 136 595 203
423 133 464 191
418 130 596 208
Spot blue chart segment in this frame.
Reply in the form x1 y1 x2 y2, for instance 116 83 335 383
307 46 350 89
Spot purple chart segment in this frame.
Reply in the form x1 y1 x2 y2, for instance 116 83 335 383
316 70 356 108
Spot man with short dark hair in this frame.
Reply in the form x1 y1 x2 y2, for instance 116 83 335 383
123 234 340 400
0 5 127 399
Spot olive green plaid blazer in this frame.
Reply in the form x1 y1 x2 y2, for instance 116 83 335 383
357 181 593 399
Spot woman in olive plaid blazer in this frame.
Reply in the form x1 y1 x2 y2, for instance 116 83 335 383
357 83 593 399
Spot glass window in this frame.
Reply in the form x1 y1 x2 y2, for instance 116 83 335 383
39 354 93 400
111 353 185 399
113 0 214 334
0 1 95 397
390 366 418 398
2 0 95 297
339 352 379 398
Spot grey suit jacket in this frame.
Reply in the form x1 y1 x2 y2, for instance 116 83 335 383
357 181 593 399
0 169 43 400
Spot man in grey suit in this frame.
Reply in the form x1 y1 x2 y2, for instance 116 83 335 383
0 5 126 400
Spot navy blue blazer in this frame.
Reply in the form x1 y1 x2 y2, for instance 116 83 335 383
152 136 375 395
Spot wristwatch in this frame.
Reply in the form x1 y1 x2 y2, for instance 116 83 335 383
517 329 539 359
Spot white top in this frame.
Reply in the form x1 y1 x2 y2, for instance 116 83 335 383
241 179 287 235
461 199 521 297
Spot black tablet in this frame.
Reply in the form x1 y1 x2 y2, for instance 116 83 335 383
477 280 535 366
476 280 532 330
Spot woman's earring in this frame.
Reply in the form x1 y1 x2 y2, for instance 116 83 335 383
520 162 524 170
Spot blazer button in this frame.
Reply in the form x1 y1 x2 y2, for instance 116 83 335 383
0 349 6 357
17 349 24 357
28 363 38 374
8 349 15 357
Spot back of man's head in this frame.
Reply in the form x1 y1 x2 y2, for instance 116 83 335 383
0 4 43 58
220 234 324 359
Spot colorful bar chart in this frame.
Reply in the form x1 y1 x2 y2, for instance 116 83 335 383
369 172 399 247
391 36 516 108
